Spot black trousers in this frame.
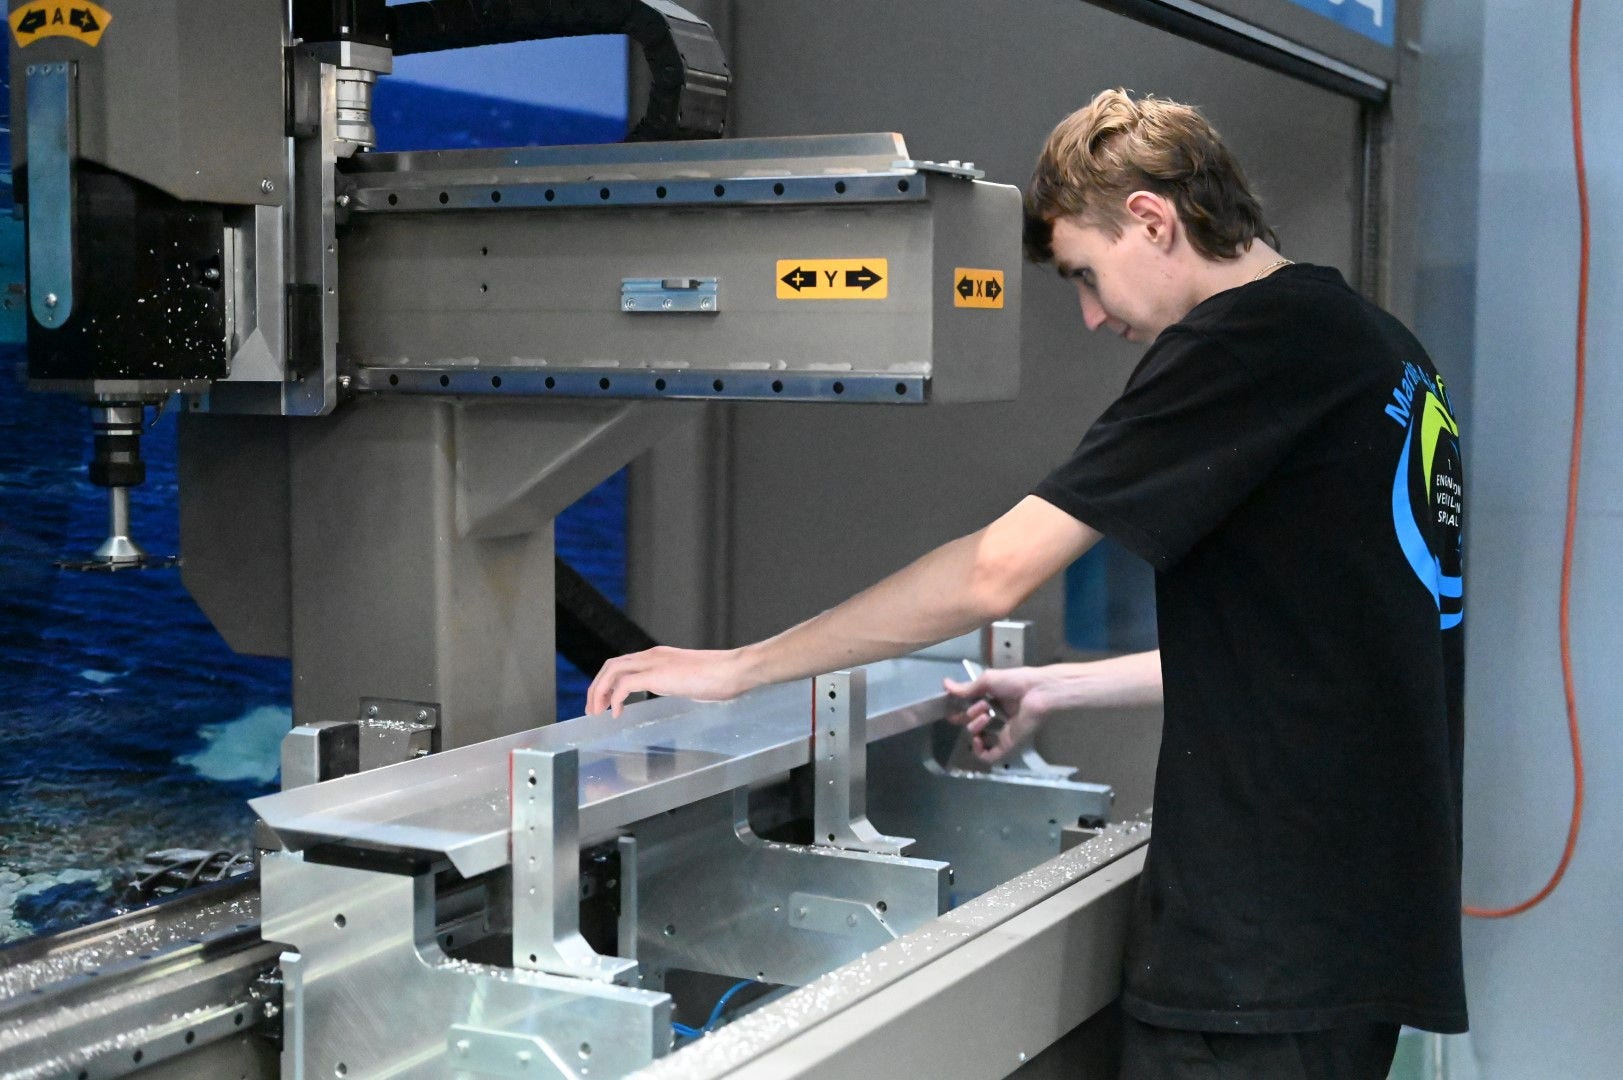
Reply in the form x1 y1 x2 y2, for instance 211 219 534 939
1119 1014 1401 1080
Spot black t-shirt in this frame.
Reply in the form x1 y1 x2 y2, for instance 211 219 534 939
1035 264 1467 1035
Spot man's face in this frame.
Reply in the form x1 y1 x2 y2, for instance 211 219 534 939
1048 214 1180 344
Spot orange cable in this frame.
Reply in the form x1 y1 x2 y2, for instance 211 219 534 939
1463 0 1588 919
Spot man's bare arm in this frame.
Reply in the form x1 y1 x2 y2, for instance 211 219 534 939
586 496 1101 715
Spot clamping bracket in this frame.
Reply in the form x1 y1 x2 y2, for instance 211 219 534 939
510 747 638 983
813 670 912 854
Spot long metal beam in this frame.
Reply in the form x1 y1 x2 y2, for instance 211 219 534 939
251 656 969 878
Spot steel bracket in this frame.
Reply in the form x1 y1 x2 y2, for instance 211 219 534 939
631 792 948 989
511 747 638 984
260 853 668 1078
813 670 912 854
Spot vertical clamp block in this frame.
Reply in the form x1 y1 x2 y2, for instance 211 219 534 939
985 619 1032 667
813 670 912 854
25 62 76 327
510 747 636 983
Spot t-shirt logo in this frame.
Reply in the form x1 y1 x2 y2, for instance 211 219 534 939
1385 363 1464 629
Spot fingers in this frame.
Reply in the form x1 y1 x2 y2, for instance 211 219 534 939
589 651 650 716
972 730 1009 764
946 700 990 728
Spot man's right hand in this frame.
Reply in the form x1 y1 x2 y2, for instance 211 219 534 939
943 666 1054 764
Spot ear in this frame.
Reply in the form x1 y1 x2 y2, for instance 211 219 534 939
1123 190 1177 249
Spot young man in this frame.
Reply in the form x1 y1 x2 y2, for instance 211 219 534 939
587 88 1466 1079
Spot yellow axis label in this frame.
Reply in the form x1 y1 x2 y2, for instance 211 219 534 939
10 1 112 48
776 259 889 301
953 267 1005 309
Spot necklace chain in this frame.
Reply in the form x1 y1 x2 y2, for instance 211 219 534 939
1250 257 1295 283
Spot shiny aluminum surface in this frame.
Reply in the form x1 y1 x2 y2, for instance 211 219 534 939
251 657 965 877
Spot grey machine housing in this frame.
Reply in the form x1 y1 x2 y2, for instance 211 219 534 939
0 2 1148 1079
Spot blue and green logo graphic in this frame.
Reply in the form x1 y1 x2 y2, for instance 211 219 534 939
1385 362 1463 629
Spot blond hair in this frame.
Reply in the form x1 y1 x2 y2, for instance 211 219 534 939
1024 88 1276 262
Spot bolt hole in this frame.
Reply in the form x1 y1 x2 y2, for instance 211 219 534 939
387 193 398 206
439 374 450 388
833 381 845 394
530 953 539 963
234 1013 244 1027
772 380 784 393
336 1065 347 1078
545 376 556 389
480 246 489 255
334 914 346 928
438 191 449 204
491 375 502 388
655 378 667 391
186 1030 196 1045
600 187 611 200
713 379 725 392
898 179 910 192
828 688 837 699
655 185 667 198
827 833 836 842
876 900 887 912
445 933 455 947
835 180 847 194
388 374 399 386
479 283 488 293
528 773 537 786
133 1050 144 1063
664 924 676 936
79 1071 89 1079
490 190 502 203
599 377 612 390
773 182 785 196
895 383 907 395
579 1042 592 1059
544 189 556 202
714 184 726 197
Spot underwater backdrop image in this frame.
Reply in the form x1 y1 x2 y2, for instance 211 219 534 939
0 63 631 942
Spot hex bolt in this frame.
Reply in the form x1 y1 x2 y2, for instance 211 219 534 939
335 193 352 208
661 298 673 310
338 374 352 391
622 297 636 311
795 907 808 920
416 709 429 722
43 293 59 309
700 297 714 310
261 179 276 194
366 704 379 718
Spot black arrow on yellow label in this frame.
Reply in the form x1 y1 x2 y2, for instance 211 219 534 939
17 9 45 33
70 6 99 31
956 275 975 299
780 266 817 292
984 277 1002 301
845 266 883 291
